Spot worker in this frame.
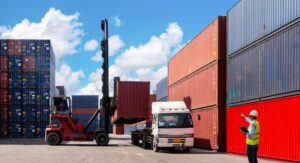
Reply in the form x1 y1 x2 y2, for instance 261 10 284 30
240 110 260 163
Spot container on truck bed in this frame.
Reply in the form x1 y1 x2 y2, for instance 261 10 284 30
131 101 194 152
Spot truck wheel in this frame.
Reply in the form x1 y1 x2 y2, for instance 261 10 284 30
142 135 148 149
183 147 191 152
95 133 109 146
131 136 139 145
153 142 159 152
46 132 61 146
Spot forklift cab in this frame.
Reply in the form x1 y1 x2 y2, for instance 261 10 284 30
52 97 71 115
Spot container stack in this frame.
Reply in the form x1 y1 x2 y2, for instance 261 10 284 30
0 39 55 138
168 17 227 151
226 0 300 162
72 95 100 132
111 80 150 124
156 77 168 102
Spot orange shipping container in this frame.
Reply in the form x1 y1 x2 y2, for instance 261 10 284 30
168 16 226 86
169 62 226 110
191 107 226 151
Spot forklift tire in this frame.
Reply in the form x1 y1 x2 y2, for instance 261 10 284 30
46 132 61 146
95 133 109 146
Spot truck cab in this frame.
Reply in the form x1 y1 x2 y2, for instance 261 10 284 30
151 101 194 152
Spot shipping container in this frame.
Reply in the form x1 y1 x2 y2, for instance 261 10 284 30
0 39 55 138
227 21 300 105
169 62 226 110
156 77 168 101
147 94 156 123
227 94 300 162
191 107 226 151
0 40 8 55
168 16 226 86
112 81 150 124
56 86 66 98
0 56 8 71
22 56 36 72
72 108 97 115
228 0 300 55
113 124 124 135
72 95 99 108
124 124 136 135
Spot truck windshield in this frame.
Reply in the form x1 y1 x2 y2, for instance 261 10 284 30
158 113 193 128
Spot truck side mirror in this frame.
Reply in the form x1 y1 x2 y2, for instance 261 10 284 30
198 114 201 121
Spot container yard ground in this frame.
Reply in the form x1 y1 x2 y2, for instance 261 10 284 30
0 135 276 163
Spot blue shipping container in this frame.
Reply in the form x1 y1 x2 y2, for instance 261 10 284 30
156 76 168 101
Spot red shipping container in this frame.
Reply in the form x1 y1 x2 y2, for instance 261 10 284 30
0 89 8 105
112 81 150 124
227 95 300 162
1 73 8 88
169 62 226 110
72 108 97 115
7 40 22 55
0 56 8 71
191 107 226 151
168 16 226 86
22 56 36 72
0 105 9 121
113 124 124 135
146 94 156 123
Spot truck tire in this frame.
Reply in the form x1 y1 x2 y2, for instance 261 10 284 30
142 134 149 149
46 132 61 146
153 142 159 152
183 147 191 153
95 133 109 146
131 133 139 145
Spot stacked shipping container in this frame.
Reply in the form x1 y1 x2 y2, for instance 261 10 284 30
227 0 300 162
72 95 100 132
156 77 168 102
0 39 55 138
168 17 227 151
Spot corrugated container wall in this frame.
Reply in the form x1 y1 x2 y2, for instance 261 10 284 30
0 39 55 138
168 16 226 86
228 0 300 55
156 77 168 101
168 17 227 151
112 81 150 124
227 95 300 162
192 107 226 151
227 21 300 105
169 62 226 110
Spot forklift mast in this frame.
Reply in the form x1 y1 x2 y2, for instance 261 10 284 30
100 19 110 134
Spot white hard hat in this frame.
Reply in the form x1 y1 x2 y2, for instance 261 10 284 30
249 110 258 117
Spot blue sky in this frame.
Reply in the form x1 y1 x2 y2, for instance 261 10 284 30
0 0 237 95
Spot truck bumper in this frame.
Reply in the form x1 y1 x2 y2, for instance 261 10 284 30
157 138 194 148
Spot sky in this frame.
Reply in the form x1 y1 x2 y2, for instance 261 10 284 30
0 0 238 96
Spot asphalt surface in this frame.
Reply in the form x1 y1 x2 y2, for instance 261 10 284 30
0 135 278 163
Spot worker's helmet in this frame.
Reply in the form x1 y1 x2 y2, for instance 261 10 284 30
249 110 258 118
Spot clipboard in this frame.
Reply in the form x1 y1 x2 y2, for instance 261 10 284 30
239 126 248 133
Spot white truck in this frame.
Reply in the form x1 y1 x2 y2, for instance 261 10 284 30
131 101 194 152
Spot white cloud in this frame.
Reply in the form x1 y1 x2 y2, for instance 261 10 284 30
115 22 183 70
56 64 85 95
109 35 124 56
136 66 167 91
84 39 99 51
91 50 103 62
0 8 84 61
112 16 122 27
91 35 124 61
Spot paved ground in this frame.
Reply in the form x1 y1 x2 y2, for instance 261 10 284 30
0 135 278 163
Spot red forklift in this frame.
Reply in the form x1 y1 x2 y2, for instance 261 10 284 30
45 19 111 146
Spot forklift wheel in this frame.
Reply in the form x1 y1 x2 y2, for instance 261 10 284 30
46 132 61 146
95 133 109 146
